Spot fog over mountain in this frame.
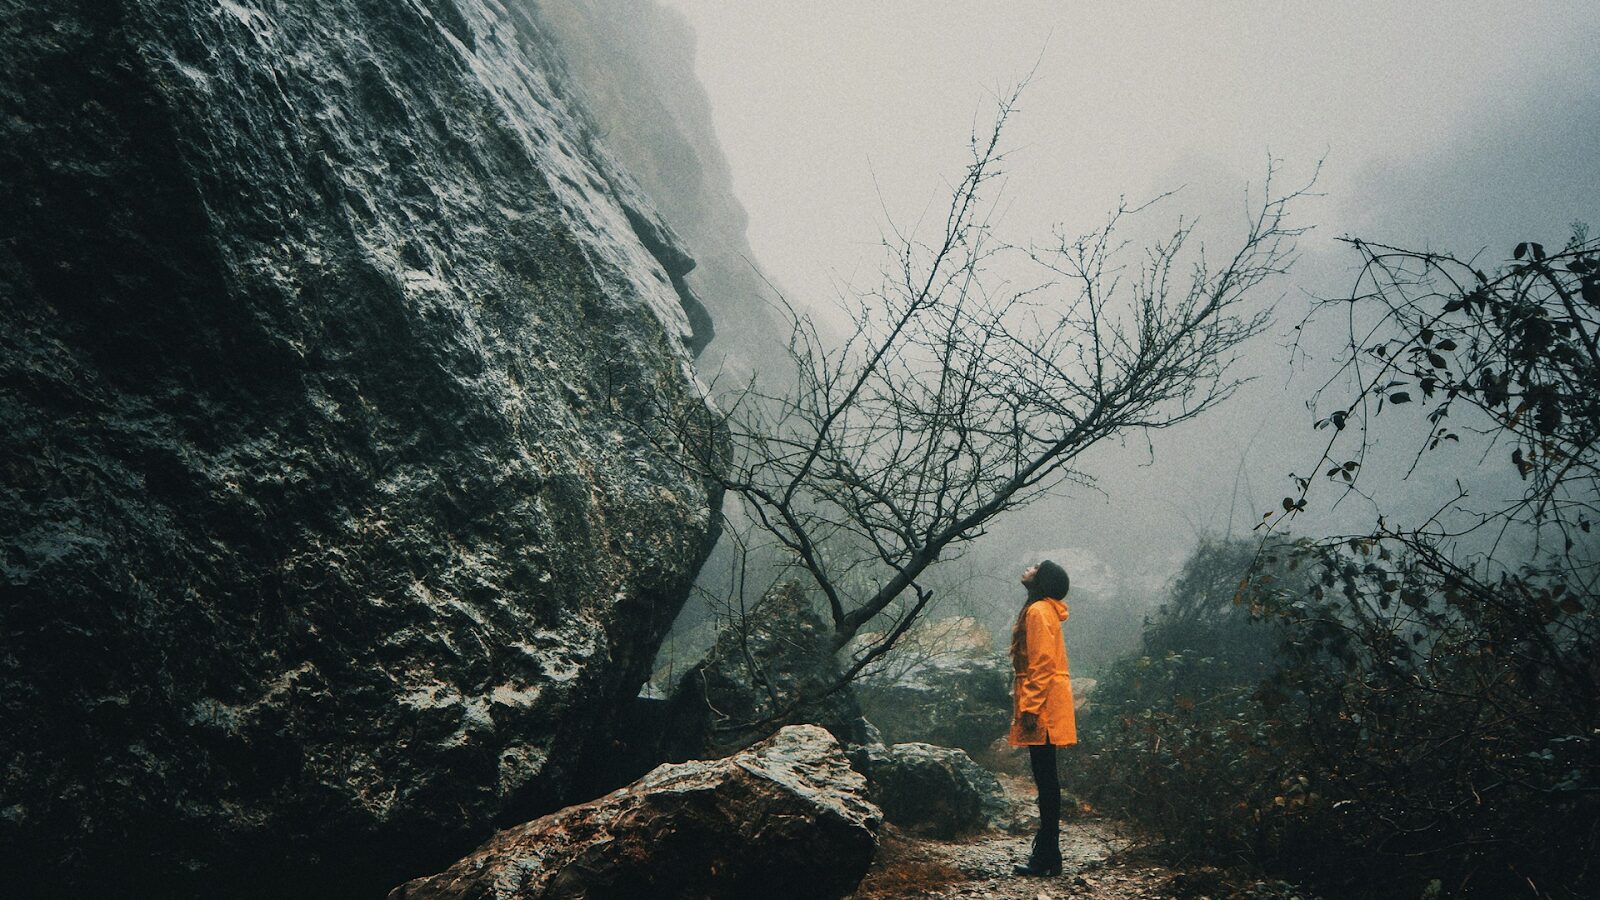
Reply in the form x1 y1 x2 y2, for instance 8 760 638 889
661 0 1600 618
2 2 1594 894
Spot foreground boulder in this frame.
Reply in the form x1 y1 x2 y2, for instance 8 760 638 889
848 742 1009 839
390 725 881 900
0 0 719 894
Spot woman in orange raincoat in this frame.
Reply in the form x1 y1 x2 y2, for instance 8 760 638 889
1007 559 1075 876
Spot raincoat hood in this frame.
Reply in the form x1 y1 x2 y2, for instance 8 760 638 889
1038 597 1069 622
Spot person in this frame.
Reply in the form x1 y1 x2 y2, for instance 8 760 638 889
1008 559 1076 877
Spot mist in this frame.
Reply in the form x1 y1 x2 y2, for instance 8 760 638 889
663 0 1600 623
5 2 1596 894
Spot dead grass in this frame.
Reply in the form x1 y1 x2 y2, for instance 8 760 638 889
852 827 976 898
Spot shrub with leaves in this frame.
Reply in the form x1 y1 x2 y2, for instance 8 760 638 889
1069 229 1600 896
1243 537 1599 898
1265 231 1600 897
1064 540 1325 866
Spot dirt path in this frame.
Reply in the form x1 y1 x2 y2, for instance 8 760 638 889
851 818 1148 899
851 774 1313 900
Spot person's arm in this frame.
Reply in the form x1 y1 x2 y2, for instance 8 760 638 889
1015 605 1055 728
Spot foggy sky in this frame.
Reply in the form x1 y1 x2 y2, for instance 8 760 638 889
660 0 1600 604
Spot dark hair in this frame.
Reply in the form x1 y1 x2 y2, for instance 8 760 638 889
1033 559 1070 600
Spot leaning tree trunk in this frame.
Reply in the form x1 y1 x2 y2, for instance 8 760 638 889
661 582 874 761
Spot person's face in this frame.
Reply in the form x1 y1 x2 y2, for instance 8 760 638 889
1020 565 1039 587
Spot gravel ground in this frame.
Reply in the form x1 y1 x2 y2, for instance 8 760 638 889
851 773 1316 900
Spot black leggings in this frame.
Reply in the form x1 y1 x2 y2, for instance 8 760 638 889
1028 744 1060 836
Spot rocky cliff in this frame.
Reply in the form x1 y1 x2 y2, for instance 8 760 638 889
536 0 789 384
0 0 722 895
531 0 813 680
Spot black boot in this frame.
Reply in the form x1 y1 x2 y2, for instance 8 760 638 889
1012 830 1062 876
1018 745 1063 875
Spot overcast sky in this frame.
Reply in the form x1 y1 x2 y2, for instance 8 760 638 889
658 1 1600 599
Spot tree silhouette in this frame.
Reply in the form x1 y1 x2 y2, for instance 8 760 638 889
660 85 1313 731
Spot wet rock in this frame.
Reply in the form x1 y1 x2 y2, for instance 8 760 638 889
857 655 1016 768
390 725 880 900
1071 676 1099 714
0 0 719 895
848 742 1009 839
664 582 872 760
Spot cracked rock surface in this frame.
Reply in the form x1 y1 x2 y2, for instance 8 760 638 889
0 1 719 895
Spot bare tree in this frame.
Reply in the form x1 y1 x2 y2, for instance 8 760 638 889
667 86 1311 716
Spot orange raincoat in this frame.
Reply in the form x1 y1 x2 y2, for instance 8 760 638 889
1007 596 1077 746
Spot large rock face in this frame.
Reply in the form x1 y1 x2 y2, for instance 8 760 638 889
0 1 720 895
535 0 809 681
390 725 881 900
535 0 790 382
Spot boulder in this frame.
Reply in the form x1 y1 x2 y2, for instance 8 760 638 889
664 582 872 760
857 655 1016 768
0 1 720 895
389 725 881 900
1072 676 1099 715
847 742 1009 839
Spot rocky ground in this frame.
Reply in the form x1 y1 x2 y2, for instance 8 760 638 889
852 774 1317 900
